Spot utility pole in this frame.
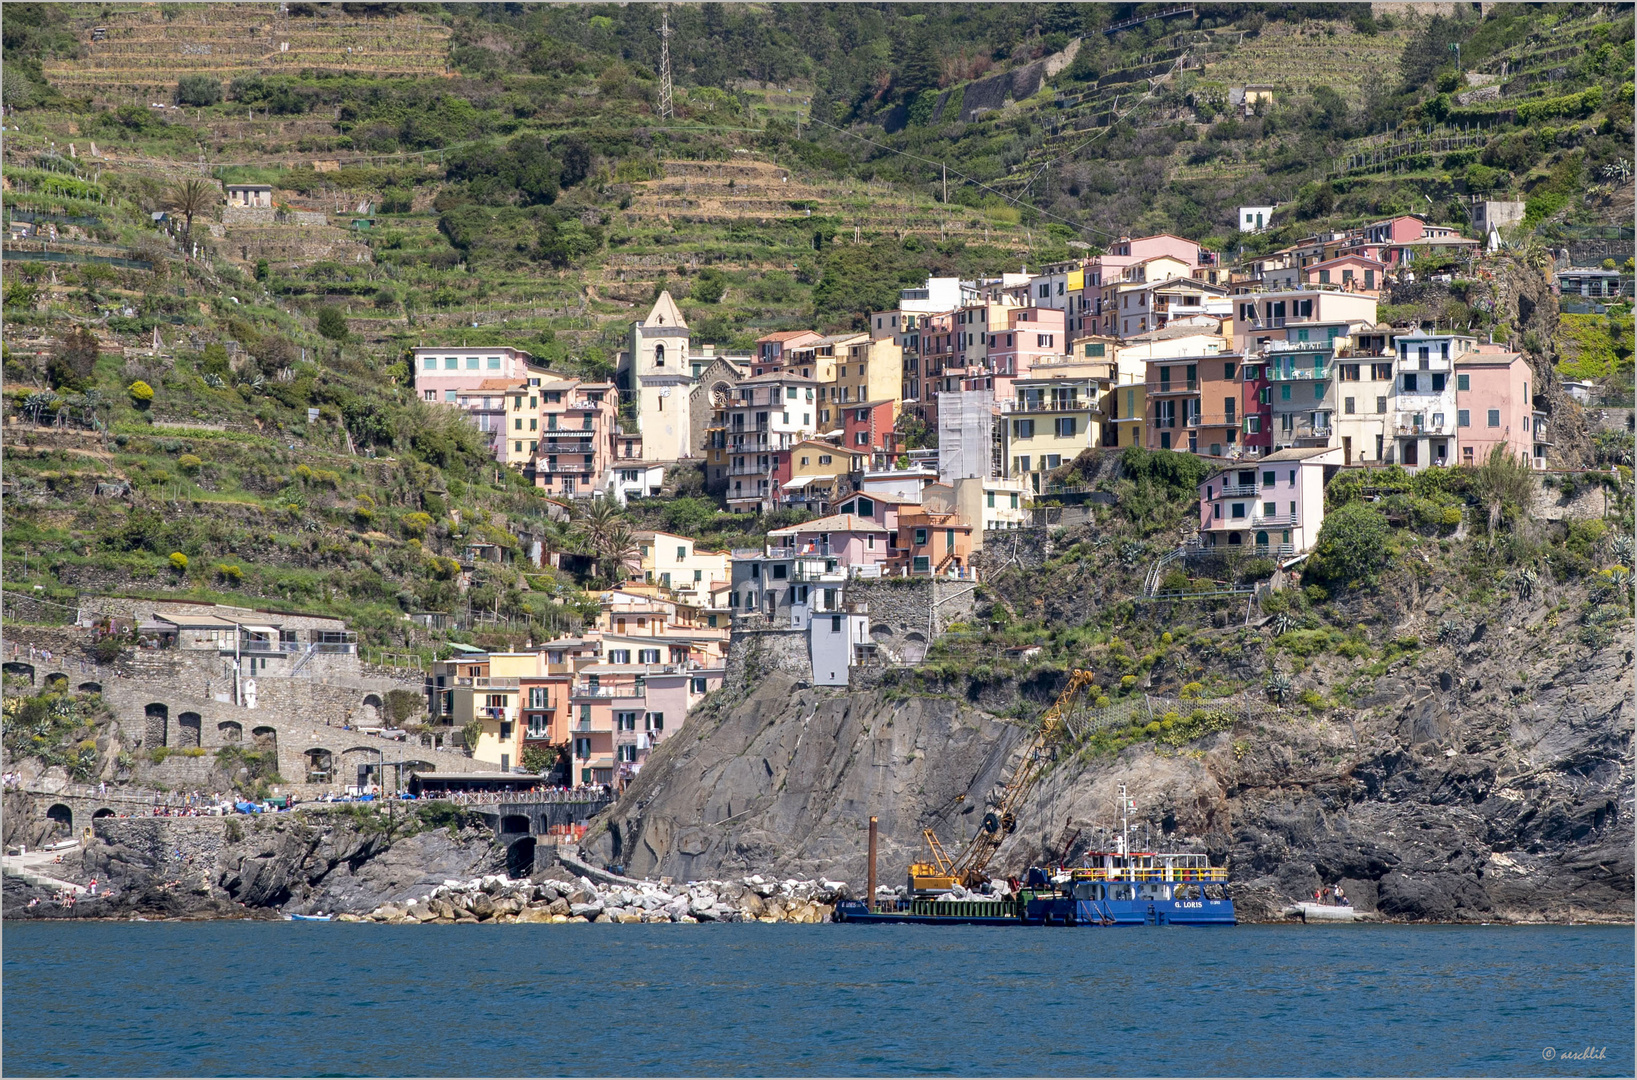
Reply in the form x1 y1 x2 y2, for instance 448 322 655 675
942 163 947 204
657 8 674 121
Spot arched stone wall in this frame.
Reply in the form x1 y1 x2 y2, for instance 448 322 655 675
177 712 202 748
144 703 169 748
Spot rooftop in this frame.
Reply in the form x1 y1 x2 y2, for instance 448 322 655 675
767 513 890 536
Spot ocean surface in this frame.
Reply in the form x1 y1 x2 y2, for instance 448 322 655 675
3 921 1631 1077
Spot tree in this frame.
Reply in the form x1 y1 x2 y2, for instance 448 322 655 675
176 75 222 106
316 305 349 341
1469 442 1535 537
165 178 218 251
1304 503 1390 592
48 326 100 389
521 744 557 774
690 268 727 304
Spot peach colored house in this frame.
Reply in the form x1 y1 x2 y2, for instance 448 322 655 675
1455 346 1541 469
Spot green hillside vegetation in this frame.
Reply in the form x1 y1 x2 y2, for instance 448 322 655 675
2 2 1632 652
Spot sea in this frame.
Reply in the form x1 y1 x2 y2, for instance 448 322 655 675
2 921 1631 1077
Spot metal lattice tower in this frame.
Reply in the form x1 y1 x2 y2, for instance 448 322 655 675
657 8 674 120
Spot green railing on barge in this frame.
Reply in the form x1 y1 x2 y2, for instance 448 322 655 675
908 898 1025 919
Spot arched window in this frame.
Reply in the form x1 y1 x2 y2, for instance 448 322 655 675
653 343 665 368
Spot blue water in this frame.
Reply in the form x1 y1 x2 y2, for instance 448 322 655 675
3 922 1631 1076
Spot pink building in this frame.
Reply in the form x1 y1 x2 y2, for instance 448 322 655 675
1301 254 1386 294
533 378 618 498
983 307 1066 400
767 512 894 569
414 345 540 403
1455 346 1542 469
754 331 823 374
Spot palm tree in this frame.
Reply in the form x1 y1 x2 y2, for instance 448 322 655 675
598 524 641 584
165 179 218 252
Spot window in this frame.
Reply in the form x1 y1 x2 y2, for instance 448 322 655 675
1457 373 1470 391
616 711 637 731
444 390 457 402
487 357 501 370
1487 409 1501 428
1402 373 1418 393
1280 384 1291 401
1263 502 1276 516
646 712 665 732
1230 503 1246 519
1372 363 1392 381
1431 373 1446 393
579 705 591 724
818 455 832 465
1055 417 1077 438
692 677 707 694
422 356 436 371
639 648 660 664
914 528 928 545
1376 395 1387 414
1085 343 1105 358
1014 419 1035 438
608 649 630 664
1338 364 1359 381
1010 493 1019 509
1262 471 1275 487
1457 410 1470 427
987 492 995 508
1224 362 1236 380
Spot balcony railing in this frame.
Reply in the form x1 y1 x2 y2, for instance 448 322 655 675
454 676 520 689
1146 380 1199 395
538 440 595 454
1266 364 1332 382
571 686 622 699
1215 483 1259 497
1001 398 1097 414
1394 422 1455 437
237 640 300 654
1254 513 1298 527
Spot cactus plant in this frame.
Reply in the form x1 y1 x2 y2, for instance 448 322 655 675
1510 566 1538 601
1437 620 1464 644
1263 671 1292 704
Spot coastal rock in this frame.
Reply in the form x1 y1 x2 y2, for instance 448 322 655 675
547 897 571 917
570 901 604 918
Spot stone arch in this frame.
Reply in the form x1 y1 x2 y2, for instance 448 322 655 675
870 623 895 643
77 681 103 694
92 808 115 819
44 671 70 689
506 836 536 879
305 748 334 783
2 661 36 685
500 813 531 834
145 703 169 748
218 721 243 743
177 712 202 748
251 726 277 752
360 693 382 722
653 342 665 366
901 631 929 664
45 803 73 834
401 759 434 777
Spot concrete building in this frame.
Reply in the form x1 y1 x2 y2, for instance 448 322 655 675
1390 332 1473 469
1455 345 1541 469
754 330 824 373
1001 361 1105 485
1331 350 1399 466
980 307 1066 400
767 513 895 571
1301 254 1386 294
831 336 903 416
415 345 541 405
1198 446 1341 558
1239 205 1275 233
721 372 821 512
533 378 618 498
636 531 730 605
781 439 853 513
1229 289 1379 353
225 184 273 208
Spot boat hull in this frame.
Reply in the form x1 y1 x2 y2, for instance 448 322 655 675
833 897 1235 926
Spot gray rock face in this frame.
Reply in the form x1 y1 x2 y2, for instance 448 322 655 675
584 625 1633 923
586 672 1023 886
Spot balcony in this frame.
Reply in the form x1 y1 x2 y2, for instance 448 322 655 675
237 640 300 654
727 462 772 477
1000 398 1098 414
1394 421 1455 438
1145 380 1199 395
571 685 622 699
1254 512 1298 527
1215 483 1258 498
1266 363 1332 382
538 440 595 455
454 676 520 689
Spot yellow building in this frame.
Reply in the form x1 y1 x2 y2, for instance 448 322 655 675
1106 381 1147 450
496 381 539 468
999 360 1109 489
452 652 542 770
635 530 730 606
783 438 854 513
830 337 903 419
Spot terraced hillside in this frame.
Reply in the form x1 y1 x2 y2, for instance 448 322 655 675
42 3 451 102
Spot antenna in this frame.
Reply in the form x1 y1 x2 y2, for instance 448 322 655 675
657 8 675 121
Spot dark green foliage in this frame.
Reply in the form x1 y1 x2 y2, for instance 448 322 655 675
1119 447 1213 495
176 75 223 107
316 306 349 342
1304 503 1391 592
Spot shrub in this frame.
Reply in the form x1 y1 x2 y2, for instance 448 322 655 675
168 552 189 572
521 745 557 773
127 380 155 408
176 453 203 474
176 75 222 106
1304 503 1389 591
91 637 127 664
401 511 433 538
316 306 349 341
214 564 244 584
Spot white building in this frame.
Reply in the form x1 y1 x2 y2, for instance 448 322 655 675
622 292 694 462
1238 205 1275 233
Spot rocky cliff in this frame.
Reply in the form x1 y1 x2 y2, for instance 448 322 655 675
587 578 1634 923
2 808 504 919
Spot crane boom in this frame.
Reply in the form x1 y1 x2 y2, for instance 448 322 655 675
945 668 1097 886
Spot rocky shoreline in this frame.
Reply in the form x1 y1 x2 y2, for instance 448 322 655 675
352 871 848 925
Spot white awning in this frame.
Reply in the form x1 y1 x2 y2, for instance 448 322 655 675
782 476 817 490
241 624 279 635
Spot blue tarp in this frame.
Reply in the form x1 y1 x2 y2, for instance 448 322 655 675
234 801 260 814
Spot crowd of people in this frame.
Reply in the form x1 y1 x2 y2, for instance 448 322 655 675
409 783 614 804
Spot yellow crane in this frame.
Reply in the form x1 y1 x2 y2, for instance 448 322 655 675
908 669 1097 892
